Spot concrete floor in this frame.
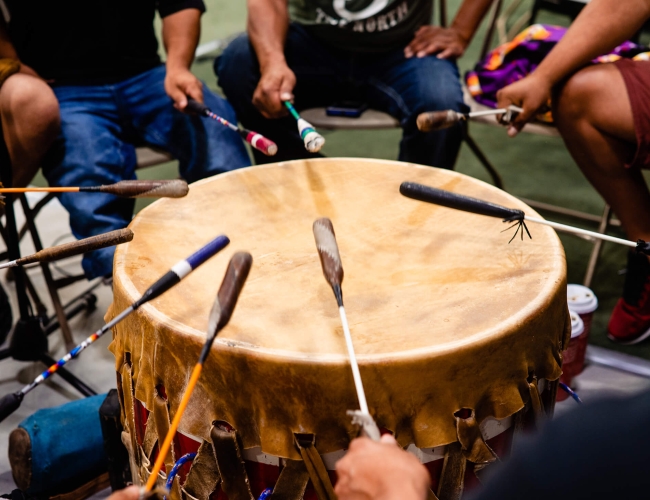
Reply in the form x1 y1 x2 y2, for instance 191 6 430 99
1 193 650 497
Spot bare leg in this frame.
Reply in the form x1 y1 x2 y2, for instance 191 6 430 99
0 73 60 187
553 63 650 242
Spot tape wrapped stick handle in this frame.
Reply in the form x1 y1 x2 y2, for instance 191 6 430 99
16 228 134 266
399 182 524 221
313 217 344 305
85 180 189 199
0 392 22 422
185 98 211 117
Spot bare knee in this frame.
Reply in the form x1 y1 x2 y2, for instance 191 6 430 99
0 73 60 137
552 66 603 125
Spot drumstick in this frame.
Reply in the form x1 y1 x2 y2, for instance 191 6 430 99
416 105 523 132
399 181 650 254
0 228 133 270
143 251 253 495
283 101 326 153
312 218 381 442
0 180 189 198
185 99 278 156
0 235 231 423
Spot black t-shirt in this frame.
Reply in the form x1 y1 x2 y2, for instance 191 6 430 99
469 390 650 499
289 0 432 53
4 0 205 85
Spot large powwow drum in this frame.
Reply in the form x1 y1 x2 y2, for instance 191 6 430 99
109 158 570 500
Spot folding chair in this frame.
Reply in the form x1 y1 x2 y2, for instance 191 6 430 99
460 0 616 288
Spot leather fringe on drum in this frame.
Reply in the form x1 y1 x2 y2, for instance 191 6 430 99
294 434 337 500
210 424 255 500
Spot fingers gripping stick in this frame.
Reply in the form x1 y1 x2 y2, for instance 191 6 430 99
186 98 277 156
312 218 381 441
0 235 231 424
416 106 523 132
144 252 253 495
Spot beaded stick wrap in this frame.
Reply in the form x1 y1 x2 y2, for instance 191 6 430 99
185 99 277 156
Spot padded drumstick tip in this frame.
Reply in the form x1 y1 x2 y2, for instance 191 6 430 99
244 131 278 156
416 110 463 132
637 239 650 255
313 218 344 305
297 119 325 153
0 392 23 423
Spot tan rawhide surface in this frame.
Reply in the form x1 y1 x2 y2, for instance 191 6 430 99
109 158 569 459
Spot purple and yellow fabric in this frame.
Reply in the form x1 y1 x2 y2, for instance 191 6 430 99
466 24 650 123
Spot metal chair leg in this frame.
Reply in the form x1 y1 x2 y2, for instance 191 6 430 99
583 204 613 288
19 195 75 350
462 127 504 189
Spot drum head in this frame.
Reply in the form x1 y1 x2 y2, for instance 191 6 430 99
110 158 568 457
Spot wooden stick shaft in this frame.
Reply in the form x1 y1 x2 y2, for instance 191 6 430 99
145 363 203 492
339 305 369 415
467 105 523 118
0 187 79 193
525 216 636 248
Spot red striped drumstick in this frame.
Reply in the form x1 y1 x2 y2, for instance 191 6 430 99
186 99 277 156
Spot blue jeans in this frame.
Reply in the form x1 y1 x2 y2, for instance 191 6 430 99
215 23 467 167
43 65 251 279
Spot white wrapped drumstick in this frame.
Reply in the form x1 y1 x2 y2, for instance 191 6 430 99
417 105 524 132
313 217 381 441
284 101 326 153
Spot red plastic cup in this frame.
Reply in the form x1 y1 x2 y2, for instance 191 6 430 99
557 311 584 401
566 284 598 375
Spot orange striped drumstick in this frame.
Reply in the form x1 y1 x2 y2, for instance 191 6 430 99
0 180 189 198
143 251 253 496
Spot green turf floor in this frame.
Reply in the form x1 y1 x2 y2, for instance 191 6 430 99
35 0 650 358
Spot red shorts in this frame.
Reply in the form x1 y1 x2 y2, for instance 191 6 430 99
614 58 650 169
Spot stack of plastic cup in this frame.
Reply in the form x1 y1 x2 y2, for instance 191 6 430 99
557 311 585 401
566 284 599 374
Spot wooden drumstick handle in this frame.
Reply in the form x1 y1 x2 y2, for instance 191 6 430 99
13 229 134 267
202 252 253 361
313 217 344 306
82 180 189 198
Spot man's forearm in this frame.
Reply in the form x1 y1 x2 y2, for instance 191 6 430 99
450 0 495 45
533 0 650 86
162 9 202 70
247 0 289 71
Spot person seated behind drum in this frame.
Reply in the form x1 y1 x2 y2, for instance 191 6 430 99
496 0 650 345
215 0 493 168
336 389 650 499
0 0 251 280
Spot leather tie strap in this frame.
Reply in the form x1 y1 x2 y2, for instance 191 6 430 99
269 459 310 500
210 425 254 500
294 435 336 500
437 442 466 500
